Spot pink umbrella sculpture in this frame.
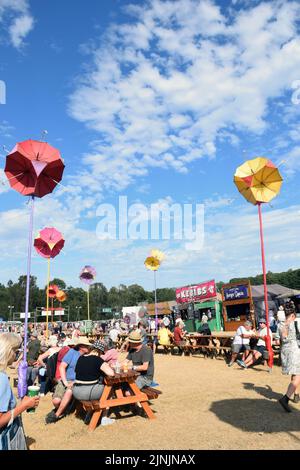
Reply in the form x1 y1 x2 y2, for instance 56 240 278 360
34 227 65 338
4 140 64 398
79 266 96 320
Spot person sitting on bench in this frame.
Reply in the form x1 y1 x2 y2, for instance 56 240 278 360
123 331 154 390
237 319 272 369
157 324 172 350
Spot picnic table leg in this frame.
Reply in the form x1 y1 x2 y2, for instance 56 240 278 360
88 409 103 431
129 382 156 420
88 385 112 431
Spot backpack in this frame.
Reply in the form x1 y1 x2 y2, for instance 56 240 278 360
44 352 59 394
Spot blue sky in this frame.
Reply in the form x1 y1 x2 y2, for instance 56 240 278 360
0 0 300 292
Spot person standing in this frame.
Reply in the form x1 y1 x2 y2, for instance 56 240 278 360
278 309 300 412
0 333 39 450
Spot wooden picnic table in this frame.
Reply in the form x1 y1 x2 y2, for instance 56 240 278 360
78 370 156 430
184 333 233 357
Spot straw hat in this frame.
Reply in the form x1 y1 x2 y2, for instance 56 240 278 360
128 331 142 344
75 337 92 347
63 338 76 346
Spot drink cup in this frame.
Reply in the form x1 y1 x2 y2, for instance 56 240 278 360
27 385 40 413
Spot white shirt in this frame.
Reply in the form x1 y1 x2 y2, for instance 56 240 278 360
257 327 272 346
233 326 251 345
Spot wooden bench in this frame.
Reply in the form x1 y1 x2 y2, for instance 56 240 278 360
75 371 157 430
156 343 178 354
141 387 162 400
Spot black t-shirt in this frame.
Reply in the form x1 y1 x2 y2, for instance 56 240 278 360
198 323 212 335
126 345 154 380
27 339 41 363
75 355 104 382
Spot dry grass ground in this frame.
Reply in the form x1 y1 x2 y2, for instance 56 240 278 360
11 353 300 450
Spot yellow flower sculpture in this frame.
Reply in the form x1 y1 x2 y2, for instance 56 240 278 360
150 249 165 262
144 256 160 271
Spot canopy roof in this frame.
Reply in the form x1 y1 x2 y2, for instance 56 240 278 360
251 284 300 300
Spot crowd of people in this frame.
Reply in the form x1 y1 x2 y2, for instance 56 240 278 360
226 301 300 412
1 300 300 449
0 316 159 446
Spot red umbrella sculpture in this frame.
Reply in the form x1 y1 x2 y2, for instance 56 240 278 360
4 140 64 397
48 284 59 297
34 227 65 338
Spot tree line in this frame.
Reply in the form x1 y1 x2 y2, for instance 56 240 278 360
0 276 176 321
1 267 300 321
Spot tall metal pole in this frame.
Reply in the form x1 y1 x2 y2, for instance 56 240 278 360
87 286 90 321
257 203 270 335
154 270 158 331
18 196 35 398
257 202 273 369
46 257 51 339
23 196 35 359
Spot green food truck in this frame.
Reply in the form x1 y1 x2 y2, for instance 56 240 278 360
175 279 223 332
193 298 223 332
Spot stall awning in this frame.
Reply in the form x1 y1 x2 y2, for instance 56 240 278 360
141 301 176 316
251 284 299 300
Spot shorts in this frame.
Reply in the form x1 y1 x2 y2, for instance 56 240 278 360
253 345 265 356
135 375 153 390
231 344 250 354
53 381 67 400
72 383 104 401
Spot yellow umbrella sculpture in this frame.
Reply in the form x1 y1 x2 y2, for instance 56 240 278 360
144 250 165 330
234 157 283 368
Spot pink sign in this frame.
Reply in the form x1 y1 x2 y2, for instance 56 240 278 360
176 280 216 304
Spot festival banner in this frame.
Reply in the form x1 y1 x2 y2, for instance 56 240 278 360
223 285 249 301
176 280 216 304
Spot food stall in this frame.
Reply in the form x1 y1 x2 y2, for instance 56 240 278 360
176 279 223 332
221 280 255 331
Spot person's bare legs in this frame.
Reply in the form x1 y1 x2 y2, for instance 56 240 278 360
243 351 261 367
230 352 238 363
55 389 73 417
279 375 300 412
52 397 61 409
286 375 300 399
242 349 251 361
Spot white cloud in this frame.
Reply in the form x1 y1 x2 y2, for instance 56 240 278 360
9 13 33 48
69 0 300 193
0 0 34 48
